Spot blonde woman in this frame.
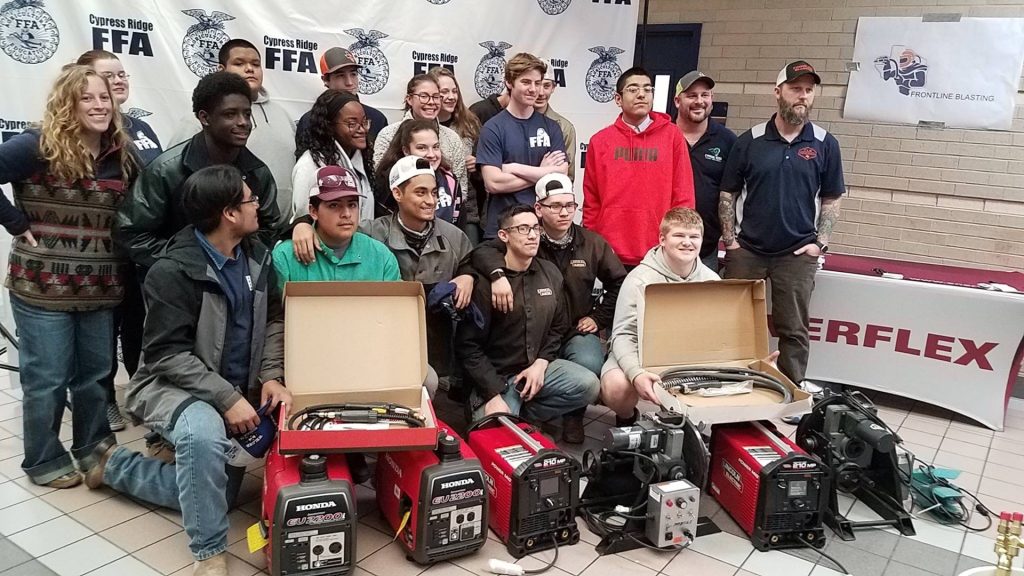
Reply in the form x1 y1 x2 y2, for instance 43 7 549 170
0 65 138 488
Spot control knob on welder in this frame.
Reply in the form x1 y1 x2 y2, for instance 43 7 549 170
301 454 328 483
437 433 462 462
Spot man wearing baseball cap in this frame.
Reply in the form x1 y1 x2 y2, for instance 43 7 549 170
535 62 577 181
462 173 625 441
365 156 475 377
719 60 844 394
674 71 737 272
295 46 388 146
272 165 399 284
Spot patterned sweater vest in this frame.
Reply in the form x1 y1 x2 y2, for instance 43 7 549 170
5 174 128 311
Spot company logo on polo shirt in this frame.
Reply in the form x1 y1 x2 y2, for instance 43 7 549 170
346 28 389 94
874 46 928 96
570 259 587 268
585 46 624 103
537 288 553 296
89 13 154 57
0 0 60 64
538 0 572 15
181 9 234 77
529 128 551 148
475 40 512 99
704 147 723 162
797 147 817 161
265 35 319 73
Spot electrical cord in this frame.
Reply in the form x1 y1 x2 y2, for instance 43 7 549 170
796 534 850 575
286 402 424 430
659 366 793 404
524 535 558 574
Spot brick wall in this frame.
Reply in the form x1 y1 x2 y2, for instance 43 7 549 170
643 0 1024 271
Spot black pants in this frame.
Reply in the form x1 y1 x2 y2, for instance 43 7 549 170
100 268 145 402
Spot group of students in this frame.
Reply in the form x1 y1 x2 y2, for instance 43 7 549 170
0 31 842 575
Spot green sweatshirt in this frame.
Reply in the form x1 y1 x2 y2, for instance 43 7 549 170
272 231 400 289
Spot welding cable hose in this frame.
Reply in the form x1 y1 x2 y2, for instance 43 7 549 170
659 366 793 404
287 402 424 430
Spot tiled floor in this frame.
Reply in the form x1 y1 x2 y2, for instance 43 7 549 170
1 368 1023 576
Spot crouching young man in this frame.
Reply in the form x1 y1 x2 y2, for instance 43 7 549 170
455 204 600 422
85 165 290 576
600 208 720 425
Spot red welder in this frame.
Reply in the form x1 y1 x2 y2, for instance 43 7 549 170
262 449 356 576
709 421 830 551
466 414 580 558
375 423 489 564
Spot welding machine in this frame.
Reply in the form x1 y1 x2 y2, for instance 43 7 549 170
466 414 580 558
709 421 829 551
262 449 356 576
375 423 489 564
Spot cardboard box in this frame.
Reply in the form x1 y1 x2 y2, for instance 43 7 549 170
277 281 437 453
638 280 811 425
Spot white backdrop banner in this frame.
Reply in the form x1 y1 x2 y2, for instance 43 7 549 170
0 0 639 184
843 17 1024 130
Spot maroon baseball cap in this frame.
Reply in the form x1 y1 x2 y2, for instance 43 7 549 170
310 166 360 201
776 60 821 86
319 47 361 76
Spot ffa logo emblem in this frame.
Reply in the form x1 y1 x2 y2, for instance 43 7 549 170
586 46 625 103
345 28 389 95
475 40 512 99
181 9 234 77
874 46 927 96
704 147 723 162
0 0 59 64
797 147 817 160
537 0 572 15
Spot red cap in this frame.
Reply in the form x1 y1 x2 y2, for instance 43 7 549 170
309 165 360 201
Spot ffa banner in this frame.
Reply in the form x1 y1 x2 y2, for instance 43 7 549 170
0 0 639 184
844 17 1024 130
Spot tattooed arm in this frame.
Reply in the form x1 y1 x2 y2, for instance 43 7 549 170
816 196 842 245
719 191 740 249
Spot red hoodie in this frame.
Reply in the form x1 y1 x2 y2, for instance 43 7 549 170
582 111 695 266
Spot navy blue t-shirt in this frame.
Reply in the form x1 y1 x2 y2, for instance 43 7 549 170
476 110 565 238
124 116 163 166
720 116 845 256
687 120 738 258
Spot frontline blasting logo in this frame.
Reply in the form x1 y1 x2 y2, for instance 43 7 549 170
474 40 512 99
874 46 927 96
181 9 234 77
537 0 572 15
0 0 59 64
346 28 389 95
585 46 624 103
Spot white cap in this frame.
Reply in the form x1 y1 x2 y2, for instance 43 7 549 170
535 173 573 201
542 59 556 82
389 155 435 190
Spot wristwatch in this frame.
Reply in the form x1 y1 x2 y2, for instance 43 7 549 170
489 269 506 281
814 240 828 254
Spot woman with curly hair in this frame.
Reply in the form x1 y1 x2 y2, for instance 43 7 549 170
0 65 138 488
430 67 484 243
374 119 461 224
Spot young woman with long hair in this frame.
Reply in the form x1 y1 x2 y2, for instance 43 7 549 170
374 119 461 224
0 65 138 488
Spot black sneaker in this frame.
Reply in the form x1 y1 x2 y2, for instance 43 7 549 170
106 403 127 432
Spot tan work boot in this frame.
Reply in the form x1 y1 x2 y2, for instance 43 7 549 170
193 553 228 576
84 438 117 489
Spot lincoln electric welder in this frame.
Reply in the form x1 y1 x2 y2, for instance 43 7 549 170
709 421 829 551
263 450 356 576
466 414 580 558
376 423 489 564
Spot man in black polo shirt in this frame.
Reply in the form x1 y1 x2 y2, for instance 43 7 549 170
675 71 737 272
719 60 844 388
456 204 600 423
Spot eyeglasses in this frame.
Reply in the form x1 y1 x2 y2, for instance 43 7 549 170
99 71 130 81
337 118 370 131
409 92 442 103
504 224 542 236
539 201 577 213
239 194 260 207
621 85 653 96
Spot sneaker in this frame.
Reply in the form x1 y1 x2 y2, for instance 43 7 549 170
44 471 82 489
562 415 585 444
193 553 228 576
106 403 126 432
84 437 117 489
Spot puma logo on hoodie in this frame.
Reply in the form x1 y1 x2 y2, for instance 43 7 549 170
613 146 659 161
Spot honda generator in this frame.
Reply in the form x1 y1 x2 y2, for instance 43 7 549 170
709 421 829 551
263 450 356 576
467 414 580 557
376 423 488 564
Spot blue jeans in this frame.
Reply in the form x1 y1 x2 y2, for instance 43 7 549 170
103 401 246 560
472 359 600 422
560 333 605 377
11 295 114 484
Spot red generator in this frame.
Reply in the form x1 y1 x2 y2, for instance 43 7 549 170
375 423 489 564
262 448 356 576
466 414 580 558
709 421 829 551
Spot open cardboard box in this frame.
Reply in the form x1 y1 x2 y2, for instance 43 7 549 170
277 281 438 453
639 280 811 425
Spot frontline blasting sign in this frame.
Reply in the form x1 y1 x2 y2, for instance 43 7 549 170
844 17 1024 130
